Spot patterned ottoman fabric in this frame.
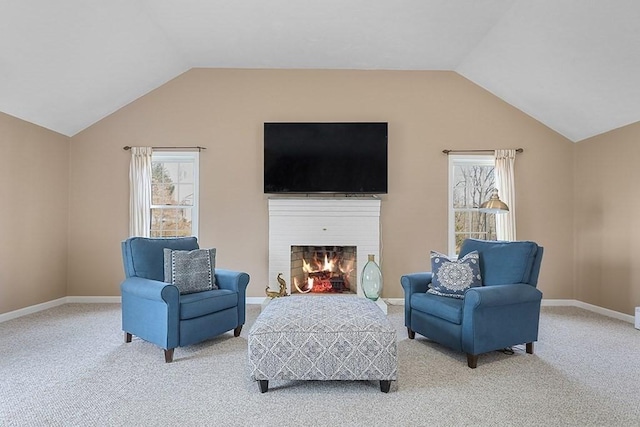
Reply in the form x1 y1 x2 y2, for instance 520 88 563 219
248 296 397 392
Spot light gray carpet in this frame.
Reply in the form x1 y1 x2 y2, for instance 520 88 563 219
1 303 639 426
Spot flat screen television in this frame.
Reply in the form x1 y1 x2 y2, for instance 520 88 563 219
264 122 388 194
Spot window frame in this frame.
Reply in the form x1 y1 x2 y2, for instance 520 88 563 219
447 154 496 256
150 151 200 238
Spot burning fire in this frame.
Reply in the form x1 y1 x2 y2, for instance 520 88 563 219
293 253 354 294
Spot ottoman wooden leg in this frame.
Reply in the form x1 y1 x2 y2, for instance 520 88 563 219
258 380 269 393
380 380 391 393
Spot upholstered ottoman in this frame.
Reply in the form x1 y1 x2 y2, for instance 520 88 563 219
248 295 397 393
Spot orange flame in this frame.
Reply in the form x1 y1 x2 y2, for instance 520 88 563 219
293 277 312 293
302 258 313 273
323 254 335 271
302 254 338 274
339 259 354 276
295 252 355 294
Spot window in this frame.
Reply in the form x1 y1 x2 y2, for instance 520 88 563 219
151 152 199 238
448 155 496 255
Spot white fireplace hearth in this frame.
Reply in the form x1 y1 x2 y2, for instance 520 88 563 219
268 197 385 312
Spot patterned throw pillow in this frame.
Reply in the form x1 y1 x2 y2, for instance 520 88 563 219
163 248 217 294
428 250 482 299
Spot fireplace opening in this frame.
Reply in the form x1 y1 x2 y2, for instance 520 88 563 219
290 246 357 294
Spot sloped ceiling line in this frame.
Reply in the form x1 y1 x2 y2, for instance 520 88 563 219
1 0 639 142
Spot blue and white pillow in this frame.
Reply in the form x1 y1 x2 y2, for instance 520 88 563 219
428 250 482 299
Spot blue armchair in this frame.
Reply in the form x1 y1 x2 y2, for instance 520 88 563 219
401 239 543 368
121 236 250 362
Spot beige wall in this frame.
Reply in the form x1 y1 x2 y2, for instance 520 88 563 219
0 112 69 313
575 122 640 315
67 69 575 302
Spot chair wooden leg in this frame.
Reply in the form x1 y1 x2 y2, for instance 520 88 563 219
124 332 132 343
258 380 269 393
164 348 175 363
234 325 243 337
407 328 415 339
467 353 478 369
526 342 534 354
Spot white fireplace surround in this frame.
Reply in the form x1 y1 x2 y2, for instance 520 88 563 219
268 198 381 299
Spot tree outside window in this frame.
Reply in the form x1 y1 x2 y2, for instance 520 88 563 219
449 156 496 255
151 152 199 237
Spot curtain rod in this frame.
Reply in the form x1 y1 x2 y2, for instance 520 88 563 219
123 146 206 152
442 148 523 155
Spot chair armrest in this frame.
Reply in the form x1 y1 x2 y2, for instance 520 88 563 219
461 284 543 355
121 277 179 303
120 277 181 349
215 269 250 327
400 273 432 295
401 273 433 329
464 284 542 309
215 269 250 292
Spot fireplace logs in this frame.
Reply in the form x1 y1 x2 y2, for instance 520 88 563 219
291 246 356 294
307 271 347 293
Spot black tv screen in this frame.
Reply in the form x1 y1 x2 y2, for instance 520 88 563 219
264 122 388 194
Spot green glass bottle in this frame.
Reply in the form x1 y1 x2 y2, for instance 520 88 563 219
361 254 383 301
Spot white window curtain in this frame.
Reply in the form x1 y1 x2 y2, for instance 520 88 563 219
129 147 153 237
494 149 516 241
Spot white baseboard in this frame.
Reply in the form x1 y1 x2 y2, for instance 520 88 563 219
0 298 68 323
1 296 635 325
0 296 121 323
540 299 575 306
66 296 122 304
540 299 634 323
570 300 635 324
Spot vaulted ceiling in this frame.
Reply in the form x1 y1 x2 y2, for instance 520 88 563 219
2 1 639 142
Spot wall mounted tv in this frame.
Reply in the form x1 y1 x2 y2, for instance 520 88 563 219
264 122 388 194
